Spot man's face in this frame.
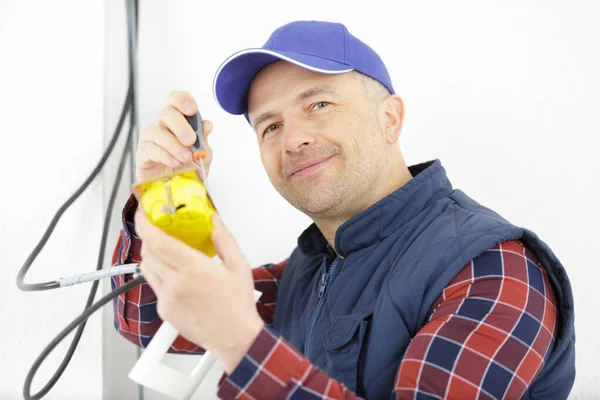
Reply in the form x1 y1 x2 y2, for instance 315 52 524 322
247 61 389 219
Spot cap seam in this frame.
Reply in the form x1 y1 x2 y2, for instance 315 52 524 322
270 28 281 50
222 48 351 66
283 50 353 66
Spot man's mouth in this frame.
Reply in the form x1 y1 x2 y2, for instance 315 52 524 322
289 155 334 178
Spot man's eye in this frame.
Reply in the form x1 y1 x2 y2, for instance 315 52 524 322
313 101 329 110
263 124 280 136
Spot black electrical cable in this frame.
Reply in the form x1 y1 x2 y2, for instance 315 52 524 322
15 82 133 292
127 0 140 184
24 276 147 400
23 117 138 396
19 1 144 398
22 85 135 399
19 83 133 399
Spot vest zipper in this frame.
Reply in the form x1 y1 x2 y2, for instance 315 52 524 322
305 255 340 356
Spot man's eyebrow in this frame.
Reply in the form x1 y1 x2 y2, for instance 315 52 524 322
296 85 338 101
251 111 276 130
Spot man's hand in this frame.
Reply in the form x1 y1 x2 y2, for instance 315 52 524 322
135 210 265 374
136 91 214 183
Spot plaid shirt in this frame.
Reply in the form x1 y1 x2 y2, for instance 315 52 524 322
112 198 557 399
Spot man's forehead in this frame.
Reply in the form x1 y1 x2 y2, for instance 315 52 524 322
248 66 354 118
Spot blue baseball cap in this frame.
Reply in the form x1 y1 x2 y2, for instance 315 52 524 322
212 20 395 116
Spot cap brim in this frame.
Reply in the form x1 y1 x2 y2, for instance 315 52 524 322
213 48 354 115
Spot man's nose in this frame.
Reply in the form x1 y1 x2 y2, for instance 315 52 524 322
282 118 316 153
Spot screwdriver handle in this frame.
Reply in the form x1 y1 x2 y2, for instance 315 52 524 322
185 112 207 161
185 112 203 150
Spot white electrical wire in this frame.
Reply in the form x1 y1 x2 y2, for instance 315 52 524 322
58 263 140 287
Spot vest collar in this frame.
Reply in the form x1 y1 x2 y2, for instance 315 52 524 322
297 160 453 258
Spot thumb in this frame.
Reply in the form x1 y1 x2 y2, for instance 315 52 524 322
211 213 247 271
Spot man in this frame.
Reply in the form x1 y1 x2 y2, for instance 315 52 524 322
112 21 575 399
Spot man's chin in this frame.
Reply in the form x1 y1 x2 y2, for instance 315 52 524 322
280 174 342 215
289 194 340 218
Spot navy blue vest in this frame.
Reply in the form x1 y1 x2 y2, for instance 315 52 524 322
272 160 575 399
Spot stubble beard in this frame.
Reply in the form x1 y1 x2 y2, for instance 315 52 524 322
282 144 387 219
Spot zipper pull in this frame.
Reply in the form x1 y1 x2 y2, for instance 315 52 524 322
318 273 327 298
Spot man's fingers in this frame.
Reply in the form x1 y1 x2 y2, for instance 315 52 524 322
211 214 248 271
139 260 164 296
136 140 182 169
143 124 193 164
165 90 213 141
140 239 177 277
159 105 197 147
202 120 213 139
167 90 197 117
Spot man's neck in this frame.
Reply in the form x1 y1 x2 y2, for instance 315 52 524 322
315 162 413 256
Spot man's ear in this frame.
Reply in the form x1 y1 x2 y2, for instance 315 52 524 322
381 95 405 144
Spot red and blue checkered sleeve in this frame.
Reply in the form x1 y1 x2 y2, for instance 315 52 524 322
216 240 557 400
394 239 558 399
217 326 362 399
110 194 287 353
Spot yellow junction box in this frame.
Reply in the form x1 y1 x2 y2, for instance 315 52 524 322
132 169 217 257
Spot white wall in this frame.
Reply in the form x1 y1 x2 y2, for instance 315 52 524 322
1 0 597 399
0 0 105 399
119 1 599 399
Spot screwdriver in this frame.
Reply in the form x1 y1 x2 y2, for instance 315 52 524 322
184 111 208 182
